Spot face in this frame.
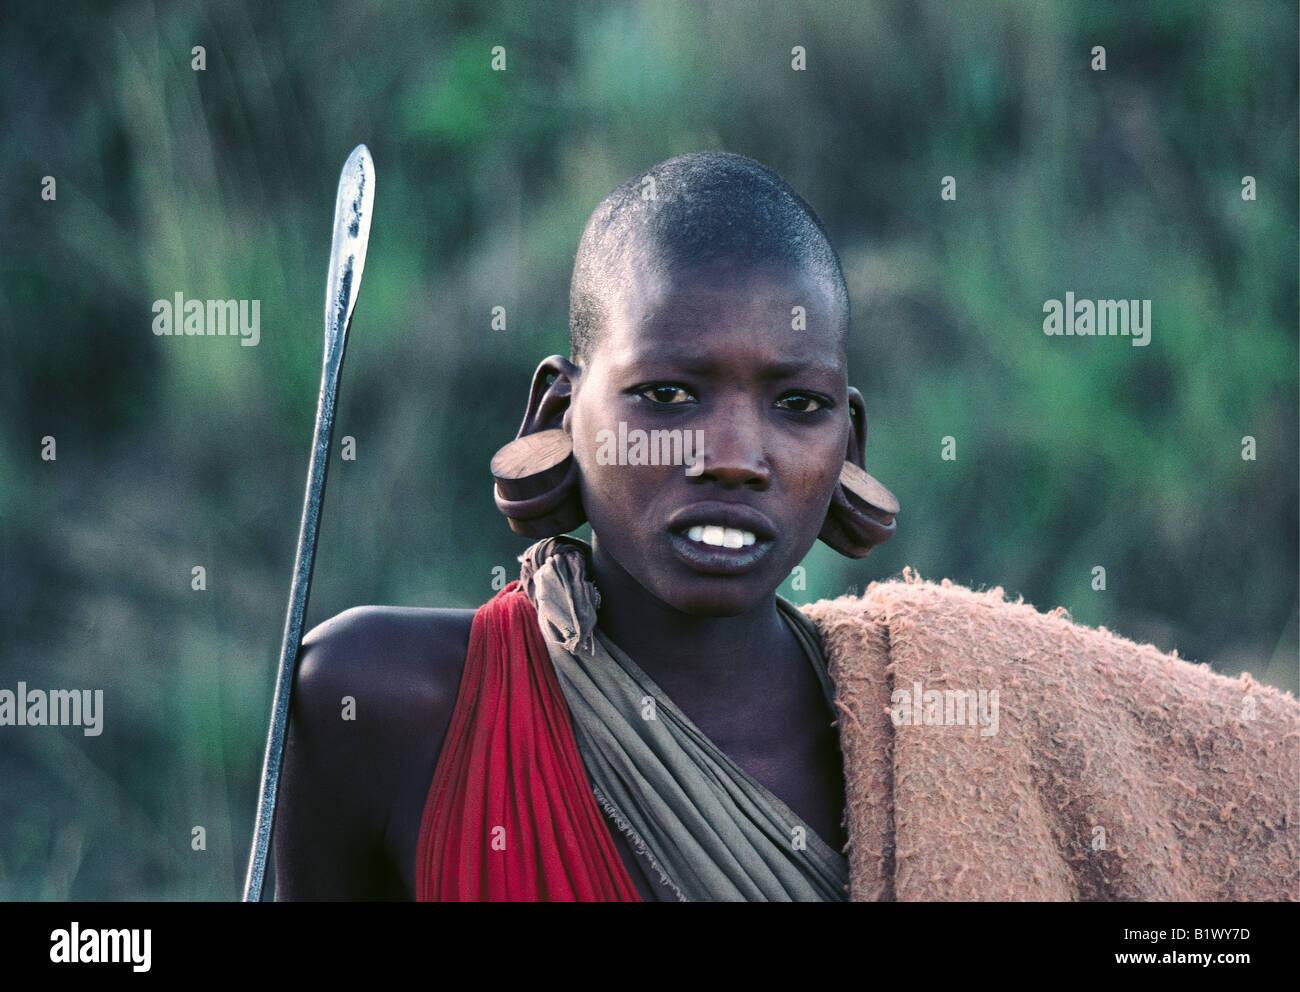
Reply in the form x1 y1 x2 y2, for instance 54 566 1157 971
567 257 850 617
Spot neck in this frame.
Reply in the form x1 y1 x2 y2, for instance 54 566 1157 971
587 534 794 697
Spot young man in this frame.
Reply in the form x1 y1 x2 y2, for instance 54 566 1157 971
273 152 1298 901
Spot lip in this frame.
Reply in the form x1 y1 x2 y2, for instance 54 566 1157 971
665 501 778 575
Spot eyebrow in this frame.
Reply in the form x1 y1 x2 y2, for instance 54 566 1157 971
621 353 844 379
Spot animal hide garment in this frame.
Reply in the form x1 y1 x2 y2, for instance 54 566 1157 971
802 569 1299 901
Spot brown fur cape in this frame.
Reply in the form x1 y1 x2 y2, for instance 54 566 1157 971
801 569 1299 901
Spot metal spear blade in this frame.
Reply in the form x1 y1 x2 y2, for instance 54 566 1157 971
324 145 374 357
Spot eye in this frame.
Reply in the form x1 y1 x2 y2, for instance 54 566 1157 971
637 384 695 405
775 392 831 413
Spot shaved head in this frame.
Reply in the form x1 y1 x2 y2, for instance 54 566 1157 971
569 151 850 366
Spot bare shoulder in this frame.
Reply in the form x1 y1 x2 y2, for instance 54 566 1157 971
274 605 475 900
296 604 474 726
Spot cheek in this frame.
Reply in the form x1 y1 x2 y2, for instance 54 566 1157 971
575 443 676 524
569 403 641 527
573 446 620 522
790 469 838 542
789 436 844 505
568 397 604 479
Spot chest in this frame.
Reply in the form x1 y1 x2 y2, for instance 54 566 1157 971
394 628 847 899
609 720 848 900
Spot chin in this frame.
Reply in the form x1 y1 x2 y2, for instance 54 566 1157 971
665 593 753 619
653 569 783 618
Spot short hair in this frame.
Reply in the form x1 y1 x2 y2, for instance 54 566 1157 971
569 151 850 365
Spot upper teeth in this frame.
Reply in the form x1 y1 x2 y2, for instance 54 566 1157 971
686 525 757 548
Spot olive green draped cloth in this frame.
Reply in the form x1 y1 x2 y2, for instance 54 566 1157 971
519 537 849 902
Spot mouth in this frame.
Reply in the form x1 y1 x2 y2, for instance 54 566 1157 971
666 502 777 575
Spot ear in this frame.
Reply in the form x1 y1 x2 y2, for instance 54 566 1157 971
493 355 586 539
817 385 897 559
517 355 580 439
845 386 868 470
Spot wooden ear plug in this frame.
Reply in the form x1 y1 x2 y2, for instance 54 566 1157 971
491 429 587 538
818 461 899 559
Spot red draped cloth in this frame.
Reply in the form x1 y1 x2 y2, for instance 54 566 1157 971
415 580 641 901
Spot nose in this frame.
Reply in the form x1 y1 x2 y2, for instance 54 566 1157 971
689 402 771 489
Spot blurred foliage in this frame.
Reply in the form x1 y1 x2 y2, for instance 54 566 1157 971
0 0 1295 899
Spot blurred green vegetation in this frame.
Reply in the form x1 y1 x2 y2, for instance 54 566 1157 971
0 0 1295 900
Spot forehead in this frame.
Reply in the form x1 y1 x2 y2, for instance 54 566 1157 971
598 258 845 375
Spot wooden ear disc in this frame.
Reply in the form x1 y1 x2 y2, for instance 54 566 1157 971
491 428 587 538
818 461 899 559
